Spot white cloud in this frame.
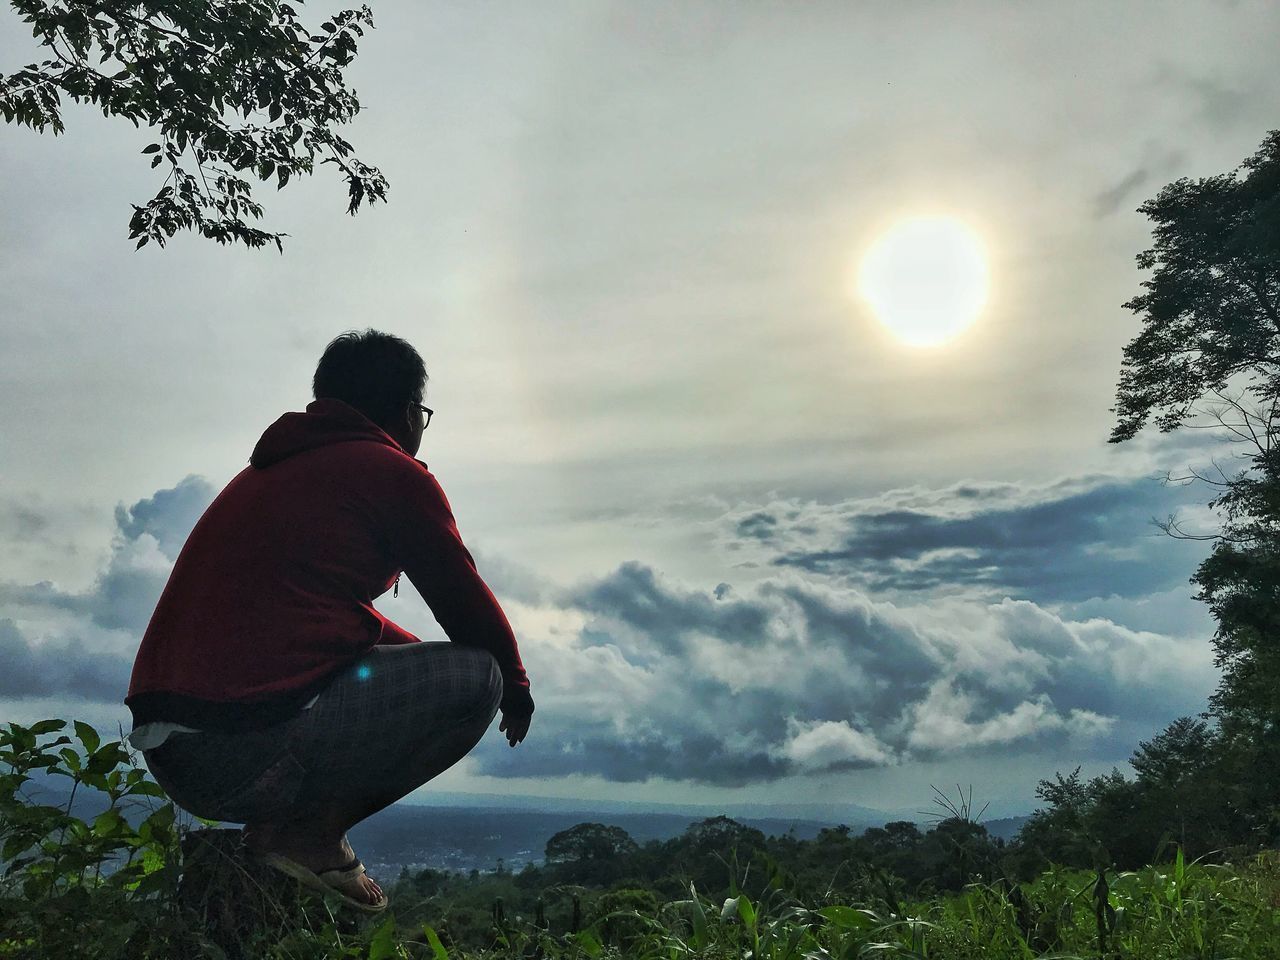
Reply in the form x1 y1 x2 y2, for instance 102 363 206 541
904 681 1116 751
772 717 896 770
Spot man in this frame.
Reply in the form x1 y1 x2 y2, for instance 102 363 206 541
125 329 533 912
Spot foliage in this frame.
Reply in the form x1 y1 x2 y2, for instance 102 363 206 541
1190 451 1280 845
1111 128 1280 850
1110 129 1280 444
545 823 640 864
1009 716 1250 879
1 0 388 251
5 716 1280 957
0 718 188 957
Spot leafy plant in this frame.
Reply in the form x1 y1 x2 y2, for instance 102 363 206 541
0 718 184 957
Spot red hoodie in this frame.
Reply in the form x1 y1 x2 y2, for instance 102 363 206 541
125 398 532 732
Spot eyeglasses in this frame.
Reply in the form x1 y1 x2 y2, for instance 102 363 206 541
414 403 434 429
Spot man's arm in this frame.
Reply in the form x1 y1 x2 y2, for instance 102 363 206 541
387 462 534 722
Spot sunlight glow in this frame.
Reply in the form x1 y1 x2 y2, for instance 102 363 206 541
857 217 989 347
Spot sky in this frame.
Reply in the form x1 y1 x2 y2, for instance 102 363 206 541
2 0 1279 820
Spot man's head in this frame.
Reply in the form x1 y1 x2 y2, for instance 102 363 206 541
313 329 429 456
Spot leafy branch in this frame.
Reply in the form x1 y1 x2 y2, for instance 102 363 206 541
0 0 389 251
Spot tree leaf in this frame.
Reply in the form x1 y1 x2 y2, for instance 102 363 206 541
73 721 99 754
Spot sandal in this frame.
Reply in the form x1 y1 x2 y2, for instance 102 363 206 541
256 851 388 913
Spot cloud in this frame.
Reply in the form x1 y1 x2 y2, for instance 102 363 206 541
772 717 896 771
0 471 1218 790
1091 145 1187 219
904 680 1114 752
113 475 215 562
1093 167 1151 218
0 476 215 634
715 474 1212 605
0 503 49 540
469 553 1215 786
0 618 133 702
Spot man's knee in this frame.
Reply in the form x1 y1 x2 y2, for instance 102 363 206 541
483 651 503 716
460 648 502 719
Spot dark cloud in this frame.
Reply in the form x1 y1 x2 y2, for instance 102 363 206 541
566 561 772 652
728 476 1210 605
0 476 215 634
0 618 132 702
0 504 49 540
1093 167 1151 218
736 511 779 540
113 475 215 562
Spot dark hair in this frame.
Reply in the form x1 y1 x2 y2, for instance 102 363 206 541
312 329 427 427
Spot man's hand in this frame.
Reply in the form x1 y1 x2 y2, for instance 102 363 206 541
499 710 531 747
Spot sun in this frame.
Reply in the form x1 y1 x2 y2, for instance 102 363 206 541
857 216 989 347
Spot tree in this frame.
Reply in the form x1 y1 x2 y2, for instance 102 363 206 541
918 817 999 891
1110 130 1280 846
1010 768 1101 874
679 815 766 853
544 823 639 864
1129 716 1232 858
1110 130 1280 445
2 0 387 251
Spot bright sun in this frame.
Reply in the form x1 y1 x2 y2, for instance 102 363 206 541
857 216 989 347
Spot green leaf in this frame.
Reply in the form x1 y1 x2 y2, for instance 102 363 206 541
58 747 82 773
817 906 877 930
3 835 33 860
687 882 710 946
29 720 66 736
572 931 602 958
73 721 99 754
92 808 126 837
85 743 125 776
127 780 167 798
421 924 448 960
141 142 160 153
367 916 398 960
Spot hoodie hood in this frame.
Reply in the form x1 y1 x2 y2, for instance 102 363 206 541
250 398 406 468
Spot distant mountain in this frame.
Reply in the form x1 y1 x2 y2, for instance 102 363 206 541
982 816 1031 842
399 789 926 824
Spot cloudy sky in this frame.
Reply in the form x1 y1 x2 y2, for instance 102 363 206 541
2 0 1277 819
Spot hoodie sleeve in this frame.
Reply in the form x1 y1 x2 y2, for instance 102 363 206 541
387 462 533 717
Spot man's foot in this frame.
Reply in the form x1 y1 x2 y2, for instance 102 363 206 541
243 824 384 907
